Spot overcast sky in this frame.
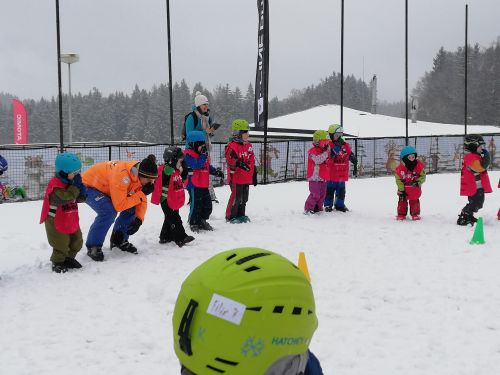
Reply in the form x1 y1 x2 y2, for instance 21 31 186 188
1 0 499 103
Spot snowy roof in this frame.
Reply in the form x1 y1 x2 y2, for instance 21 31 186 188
250 104 500 139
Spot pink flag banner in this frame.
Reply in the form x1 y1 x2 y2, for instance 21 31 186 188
12 99 28 144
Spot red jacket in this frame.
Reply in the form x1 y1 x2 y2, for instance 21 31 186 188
40 177 80 234
460 153 492 196
307 143 330 181
225 141 255 185
328 141 352 182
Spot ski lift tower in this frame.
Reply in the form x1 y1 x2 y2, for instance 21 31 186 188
370 74 377 114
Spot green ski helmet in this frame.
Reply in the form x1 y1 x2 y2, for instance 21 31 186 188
232 119 250 132
312 130 329 143
328 124 343 135
172 248 318 375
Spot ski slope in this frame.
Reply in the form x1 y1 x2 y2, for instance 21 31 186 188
1 171 499 375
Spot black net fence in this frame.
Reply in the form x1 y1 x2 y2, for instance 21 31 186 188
1 134 499 201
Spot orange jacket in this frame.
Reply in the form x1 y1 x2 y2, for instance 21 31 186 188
82 160 148 220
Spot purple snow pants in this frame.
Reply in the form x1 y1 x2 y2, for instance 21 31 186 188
304 181 327 212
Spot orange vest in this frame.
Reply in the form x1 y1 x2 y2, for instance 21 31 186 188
82 160 148 220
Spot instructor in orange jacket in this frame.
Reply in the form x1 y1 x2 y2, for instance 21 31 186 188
82 154 158 261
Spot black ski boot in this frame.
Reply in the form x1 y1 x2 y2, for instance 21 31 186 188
110 231 138 254
175 235 195 248
64 257 82 269
200 220 214 231
87 246 104 261
324 206 333 212
457 211 477 226
334 205 349 212
52 262 68 273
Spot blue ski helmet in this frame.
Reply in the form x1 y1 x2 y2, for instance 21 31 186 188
400 146 417 159
186 131 206 145
55 152 82 174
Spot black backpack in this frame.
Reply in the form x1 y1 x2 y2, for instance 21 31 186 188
181 112 197 141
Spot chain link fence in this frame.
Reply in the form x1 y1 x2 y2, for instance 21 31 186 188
1 134 499 201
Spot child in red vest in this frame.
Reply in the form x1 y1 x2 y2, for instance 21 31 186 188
225 119 257 224
457 135 492 226
184 131 224 232
40 153 87 273
152 147 195 247
324 124 358 212
395 146 426 221
304 130 330 214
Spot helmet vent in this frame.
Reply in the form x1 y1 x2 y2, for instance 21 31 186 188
273 306 284 314
206 364 225 373
214 357 239 366
236 252 270 265
292 307 302 315
308 310 314 315
244 266 260 272
226 253 237 261
246 306 262 312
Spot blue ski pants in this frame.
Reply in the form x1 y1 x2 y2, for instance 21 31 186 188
324 181 346 208
85 187 136 248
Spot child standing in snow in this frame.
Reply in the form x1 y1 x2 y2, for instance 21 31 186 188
151 147 195 247
324 124 358 212
40 153 87 273
184 130 224 232
225 119 257 224
457 135 492 226
304 130 330 214
395 146 426 221
0 154 8 201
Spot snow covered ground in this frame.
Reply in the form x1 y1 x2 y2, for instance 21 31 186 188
250 104 500 138
1 171 499 375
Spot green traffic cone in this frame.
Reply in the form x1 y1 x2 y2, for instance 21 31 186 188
469 217 485 245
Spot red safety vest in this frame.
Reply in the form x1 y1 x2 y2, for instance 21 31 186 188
225 141 255 185
307 143 330 180
460 153 492 196
152 166 186 210
40 177 80 234
395 160 425 200
328 141 352 182
184 149 210 188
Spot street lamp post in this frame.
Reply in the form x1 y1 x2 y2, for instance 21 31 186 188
60 53 79 145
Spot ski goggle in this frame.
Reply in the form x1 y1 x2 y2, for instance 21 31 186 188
180 352 309 375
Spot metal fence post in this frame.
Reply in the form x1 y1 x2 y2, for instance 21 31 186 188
284 141 290 180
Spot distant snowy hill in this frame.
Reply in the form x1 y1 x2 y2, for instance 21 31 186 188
251 105 500 138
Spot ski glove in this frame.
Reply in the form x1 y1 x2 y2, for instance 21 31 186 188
72 174 87 198
215 168 224 179
236 159 251 172
411 181 419 187
199 145 208 154
72 173 83 186
141 182 154 196
398 190 407 200
127 218 142 235
253 169 258 186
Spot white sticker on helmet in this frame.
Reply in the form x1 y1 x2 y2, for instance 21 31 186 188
207 293 246 325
